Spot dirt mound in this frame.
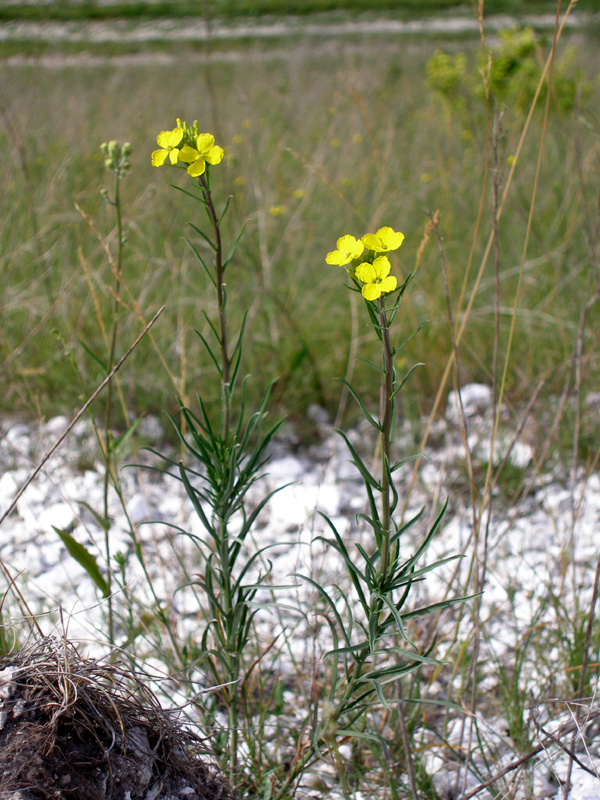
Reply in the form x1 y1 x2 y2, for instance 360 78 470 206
0 639 232 800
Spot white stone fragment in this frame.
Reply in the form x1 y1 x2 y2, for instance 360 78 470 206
446 382 493 425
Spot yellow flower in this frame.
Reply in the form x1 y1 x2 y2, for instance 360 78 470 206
355 256 397 301
362 226 405 253
269 205 286 216
292 189 305 199
151 128 184 167
326 235 364 266
179 133 224 177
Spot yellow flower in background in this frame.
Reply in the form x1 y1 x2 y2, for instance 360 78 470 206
179 133 224 177
362 226 405 253
151 128 184 167
326 235 364 266
355 256 397 301
292 189 305 199
269 205 286 216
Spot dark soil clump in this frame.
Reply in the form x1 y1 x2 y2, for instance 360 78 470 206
0 638 232 800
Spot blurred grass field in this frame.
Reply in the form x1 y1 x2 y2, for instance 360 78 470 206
1 19 599 443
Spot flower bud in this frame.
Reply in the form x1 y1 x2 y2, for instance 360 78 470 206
100 142 109 155
108 140 120 159
122 142 132 157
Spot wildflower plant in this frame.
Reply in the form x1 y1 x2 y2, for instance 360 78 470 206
148 114 464 795
297 225 466 797
149 118 282 786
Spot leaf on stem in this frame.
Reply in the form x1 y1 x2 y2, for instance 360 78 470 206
53 527 110 598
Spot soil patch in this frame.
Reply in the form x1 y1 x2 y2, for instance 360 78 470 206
0 638 231 800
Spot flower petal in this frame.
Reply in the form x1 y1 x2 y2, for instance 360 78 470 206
361 233 383 251
326 250 346 265
151 149 168 167
362 283 382 301
168 148 180 165
372 255 391 279
187 158 206 177
379 276 398 294
178 145 200 163
157 128 183 149
195 133 215 155
338 235 364 259
377 227 404 251
355 262 376 284
205 145 224 165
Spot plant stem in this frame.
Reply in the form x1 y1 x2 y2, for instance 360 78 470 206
198 170 240 782
200 173 230 440
102 168 123 647
378 299 394 580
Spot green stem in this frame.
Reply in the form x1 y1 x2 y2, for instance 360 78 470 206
378 299 394 582
102 168 123 647
198 172 238 779
218 513 239 785
200 172 230 440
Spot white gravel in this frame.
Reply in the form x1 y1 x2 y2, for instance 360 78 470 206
0 384 599 799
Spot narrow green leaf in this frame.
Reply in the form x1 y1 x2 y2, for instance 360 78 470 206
183 239 216 286
217 194 233 226
223 222 247 270
391 362 425 400
401 593 478 621
79 502 110 533
171 183 208 204
53 527 109 598
292 573 352 649
112 417 142 454
335 379 382 431
336 431 381 491
79 340 108 372
187 222 217 251
356 357 385 375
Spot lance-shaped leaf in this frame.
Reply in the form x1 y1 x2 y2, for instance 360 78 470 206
54 527 109 598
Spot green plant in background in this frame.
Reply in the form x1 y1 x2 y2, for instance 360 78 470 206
54 141 134 645
55 140 173 655
427 25 588 116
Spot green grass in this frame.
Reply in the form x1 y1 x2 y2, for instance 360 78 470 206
1 27 598 441
0 0 598 21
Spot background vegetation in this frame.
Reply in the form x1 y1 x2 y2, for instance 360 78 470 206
0 0 598 21
1 16 598 443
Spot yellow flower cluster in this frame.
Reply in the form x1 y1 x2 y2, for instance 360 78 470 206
151 119 224 177
326 227 404 301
